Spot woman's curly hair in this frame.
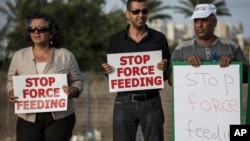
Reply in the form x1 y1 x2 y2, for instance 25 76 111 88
25 12 64 48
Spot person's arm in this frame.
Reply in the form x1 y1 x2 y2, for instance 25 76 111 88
102 33 118 78
234 45 249 83
161 36 171 81
67 52 83 98
243 64 249 83
167 72 172 86
6 52 19 104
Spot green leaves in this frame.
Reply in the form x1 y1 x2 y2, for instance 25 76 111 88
1 0 127 71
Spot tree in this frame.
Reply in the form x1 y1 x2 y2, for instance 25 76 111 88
173 0 231 19
43 0 127 71
0 0 45 51
0 0 128 71
0 0 46 69
121 0 172 22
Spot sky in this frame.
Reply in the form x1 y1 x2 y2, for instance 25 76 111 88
104 0 250 38
1 0 250 38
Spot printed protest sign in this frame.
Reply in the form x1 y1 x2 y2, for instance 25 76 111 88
107 50 164 92
172 62 242 141
13 74 68 113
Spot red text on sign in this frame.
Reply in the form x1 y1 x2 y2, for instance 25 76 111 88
16 98 66 110
188 94 238 112
22 88 60 98
120 55 150 65
111 76 162 89
117 65 154 77
25 77 56 87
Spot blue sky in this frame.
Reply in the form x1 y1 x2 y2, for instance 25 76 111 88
104 0 250 38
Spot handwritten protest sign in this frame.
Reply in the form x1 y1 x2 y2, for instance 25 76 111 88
107 51 164 92
172 62 242 141
13 74 68 113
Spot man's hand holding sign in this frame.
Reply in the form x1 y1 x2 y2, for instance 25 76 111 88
102 1 171 139
11 74 74 113
102 51 167 92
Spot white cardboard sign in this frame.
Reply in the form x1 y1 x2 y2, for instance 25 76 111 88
172 62 242 141
13 74 68 113
107 51 164 92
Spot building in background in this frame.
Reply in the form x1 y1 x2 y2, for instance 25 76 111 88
149 19 245 49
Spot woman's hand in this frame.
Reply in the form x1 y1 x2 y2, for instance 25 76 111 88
9 89 18 104
62 85 78 97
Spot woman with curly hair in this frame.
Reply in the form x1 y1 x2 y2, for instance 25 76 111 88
6 12 83 141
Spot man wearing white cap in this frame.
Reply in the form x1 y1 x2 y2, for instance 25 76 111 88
190 3 216 19
167 3 249 85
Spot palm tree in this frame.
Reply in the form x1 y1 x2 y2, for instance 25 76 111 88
173 0 231 19
121 0 172 22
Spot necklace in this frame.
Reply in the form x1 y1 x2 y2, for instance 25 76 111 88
33 47 53 61
37 55 44 59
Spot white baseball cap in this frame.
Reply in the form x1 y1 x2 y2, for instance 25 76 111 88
190 4 217 19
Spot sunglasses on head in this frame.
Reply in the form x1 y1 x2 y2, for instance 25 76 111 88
129 9 148 15
28 27 49 33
